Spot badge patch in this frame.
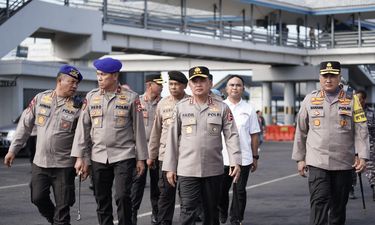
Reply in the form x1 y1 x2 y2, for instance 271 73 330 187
186 126 192 134
37 115 46 126
340 119 348 127
313 119 320 126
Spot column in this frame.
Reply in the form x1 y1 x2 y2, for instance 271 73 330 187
262 82 272 125
284 82 295 125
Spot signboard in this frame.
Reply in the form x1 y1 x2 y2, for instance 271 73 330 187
0 80 17 87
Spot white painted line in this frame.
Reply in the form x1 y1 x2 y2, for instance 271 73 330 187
0 183 29 190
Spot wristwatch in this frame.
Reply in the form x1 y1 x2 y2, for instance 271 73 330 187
253 155 259 160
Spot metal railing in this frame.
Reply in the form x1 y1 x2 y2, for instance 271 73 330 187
0 0 32 24
3 0 375 49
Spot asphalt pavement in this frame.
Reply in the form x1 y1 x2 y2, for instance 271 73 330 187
0 142 374 225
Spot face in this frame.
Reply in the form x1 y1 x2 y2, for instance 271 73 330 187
189 77 211 97
97 70 118 90
226 77 244 99
319 73 341 93
356 92 366 108
57 75 79 97
148 82 163 96
169 80 186 97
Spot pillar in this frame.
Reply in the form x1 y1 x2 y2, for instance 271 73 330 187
262 82 272 125
284 82 295 125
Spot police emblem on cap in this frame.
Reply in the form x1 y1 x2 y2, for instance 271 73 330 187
194 67 201 75
69 69 79 79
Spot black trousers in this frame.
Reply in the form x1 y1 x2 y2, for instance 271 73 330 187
30 164 75 225
131 160 160 216
91 159 135 225
218 165 251 223
308 166 352 225
179 175 223 225
157 161 176 225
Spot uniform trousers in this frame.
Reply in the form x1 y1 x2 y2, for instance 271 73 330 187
131 160 160 217
179 175 223 225
91 159 135 225
308 166 352 225
30 164 75 225
219 165 251 223
157 161 176 225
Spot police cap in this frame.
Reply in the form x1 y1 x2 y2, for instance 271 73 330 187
58 64 83 82
320 61 341 75
145 73 164 84
93 57 122 73
168 71 188 84
189 66 209 80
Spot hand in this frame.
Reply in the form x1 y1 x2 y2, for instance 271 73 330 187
146 159 155 169
229 165 241 183
251 160 258 173
74 157 85 175
136 160 145 176
297 160 307 177
166 171 177 187
352 156 366 173
4 151 16 168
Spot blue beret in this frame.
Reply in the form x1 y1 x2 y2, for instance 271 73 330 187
93 57 122 73
58 65 82 82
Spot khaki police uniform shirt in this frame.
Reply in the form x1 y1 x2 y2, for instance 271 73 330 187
71 86 148 163
162 96 242 177
148 94 189 161
139 94 161 141
9 90 80 168
292 89 370 170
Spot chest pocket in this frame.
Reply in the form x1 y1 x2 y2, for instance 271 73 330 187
207 116 222 136
309 109 324 130
181 117 196 136
35 106 51 127
59 111 76 132
338 110 353 131
114 107 129 128
90 106 103 128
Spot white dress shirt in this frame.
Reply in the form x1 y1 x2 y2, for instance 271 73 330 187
222 98 260 166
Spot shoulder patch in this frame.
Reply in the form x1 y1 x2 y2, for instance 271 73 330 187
353 95 367 123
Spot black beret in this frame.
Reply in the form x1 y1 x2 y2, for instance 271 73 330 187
320 61 341 75
189 66 209 80
168 71 188 84
58 64 82 82
93 57 122 73
145 73 164 84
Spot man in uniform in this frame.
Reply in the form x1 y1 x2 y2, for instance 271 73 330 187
4 65 83 225
292 61 369 225
131 73 163 225
356 90 375 201
71 57 148 225
219 75 260 225
162 66 242 225
147 71 189 225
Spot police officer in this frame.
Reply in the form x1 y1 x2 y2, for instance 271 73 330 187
292 61 370 225
356 90 375 201
131 73 163 225
71 57 148 225
147 71 189 225
162 66 242 225
4 65 83 225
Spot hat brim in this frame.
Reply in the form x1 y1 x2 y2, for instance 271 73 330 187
189 74 208 80
320 69 340 75
154 80 164 85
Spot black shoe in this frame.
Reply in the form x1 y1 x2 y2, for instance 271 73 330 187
151 214 158 224
132 210 138 225
220 215 227 223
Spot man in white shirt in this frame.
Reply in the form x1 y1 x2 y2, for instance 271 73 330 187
219 75 260 225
